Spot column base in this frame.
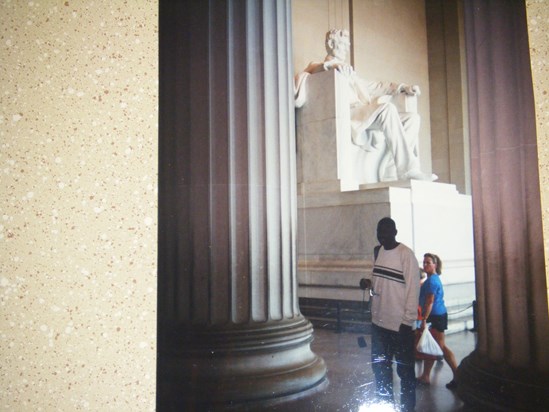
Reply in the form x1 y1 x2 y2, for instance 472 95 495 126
157 316 327 410
457 350 549 411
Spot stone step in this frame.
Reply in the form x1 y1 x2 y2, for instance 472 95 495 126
300 297 476 335
299 297 370 333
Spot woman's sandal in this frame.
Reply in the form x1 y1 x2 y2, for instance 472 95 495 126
445 380 458 390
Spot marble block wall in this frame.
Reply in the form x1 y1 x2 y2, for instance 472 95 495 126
297 181 474 303
0 1 158 410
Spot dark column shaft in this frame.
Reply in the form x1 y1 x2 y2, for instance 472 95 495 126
458 1 549 409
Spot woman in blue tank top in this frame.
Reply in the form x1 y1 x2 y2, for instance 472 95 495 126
416 253 459 389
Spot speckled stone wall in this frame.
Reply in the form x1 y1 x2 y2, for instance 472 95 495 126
0 1 158 410
526 0 549 276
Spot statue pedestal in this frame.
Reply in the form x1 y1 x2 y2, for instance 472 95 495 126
297 178 475 331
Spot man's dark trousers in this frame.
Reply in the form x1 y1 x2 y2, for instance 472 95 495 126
371 323 416 412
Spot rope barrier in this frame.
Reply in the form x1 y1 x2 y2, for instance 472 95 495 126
447 303 473 315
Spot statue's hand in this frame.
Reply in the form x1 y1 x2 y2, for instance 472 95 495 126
336 64 354 77
402 84 421 96
323 61 354 77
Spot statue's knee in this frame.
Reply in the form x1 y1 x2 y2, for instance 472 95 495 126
378 103 399 122
409 112 420 123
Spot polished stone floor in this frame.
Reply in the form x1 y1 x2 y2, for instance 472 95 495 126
262 328 478 412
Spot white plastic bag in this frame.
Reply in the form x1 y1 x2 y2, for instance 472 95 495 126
416 327 443 357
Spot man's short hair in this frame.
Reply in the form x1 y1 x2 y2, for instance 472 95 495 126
377 217 396 230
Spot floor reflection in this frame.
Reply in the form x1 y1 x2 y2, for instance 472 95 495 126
266 328 477 411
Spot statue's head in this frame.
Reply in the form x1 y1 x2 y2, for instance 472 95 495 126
325 29 350 60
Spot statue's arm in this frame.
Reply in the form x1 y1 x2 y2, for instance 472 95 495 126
368 81 421 97
303 58 354 76
303 61 325 74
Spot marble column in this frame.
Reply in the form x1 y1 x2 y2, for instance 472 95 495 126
157 0 326 409
458 1 549 410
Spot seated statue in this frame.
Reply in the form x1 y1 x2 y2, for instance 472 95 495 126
295 29 437 182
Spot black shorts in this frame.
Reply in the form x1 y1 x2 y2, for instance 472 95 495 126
427 312 448 332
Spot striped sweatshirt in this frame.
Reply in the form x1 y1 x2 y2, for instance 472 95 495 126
370 243 420 332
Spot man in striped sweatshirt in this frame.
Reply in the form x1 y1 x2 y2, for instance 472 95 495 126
369 217 420 412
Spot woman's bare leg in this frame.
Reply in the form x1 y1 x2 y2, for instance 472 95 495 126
430 329 458 379
417 359 435 383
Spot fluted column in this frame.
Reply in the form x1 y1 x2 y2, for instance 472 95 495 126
458 1 549 410
157 0 326 409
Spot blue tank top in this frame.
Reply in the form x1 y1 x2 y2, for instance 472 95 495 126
419 274 446 316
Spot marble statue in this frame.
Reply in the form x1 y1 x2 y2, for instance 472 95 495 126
295 29 437 182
